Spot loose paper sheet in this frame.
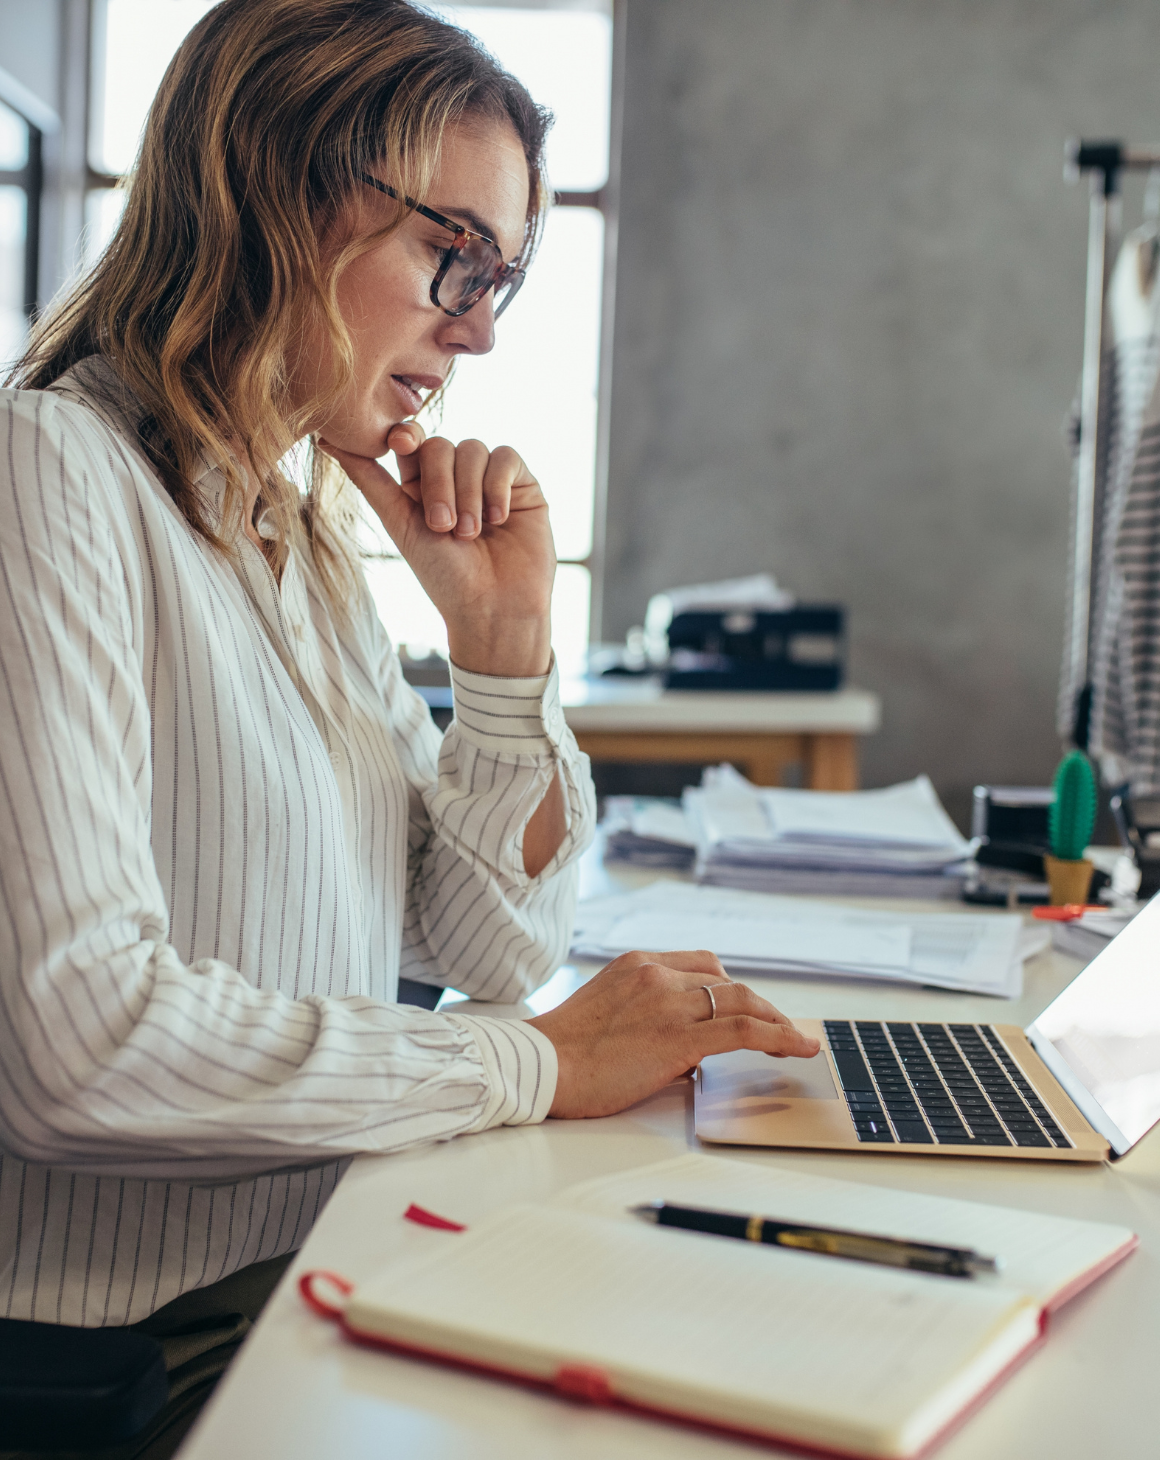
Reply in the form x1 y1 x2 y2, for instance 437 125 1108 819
572 881 1025 996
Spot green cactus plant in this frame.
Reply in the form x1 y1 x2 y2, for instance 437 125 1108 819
1048 750 1098 862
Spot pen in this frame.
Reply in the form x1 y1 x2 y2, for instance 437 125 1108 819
629 1202 1001 1278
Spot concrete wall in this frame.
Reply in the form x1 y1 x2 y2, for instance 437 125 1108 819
603 0 1160 824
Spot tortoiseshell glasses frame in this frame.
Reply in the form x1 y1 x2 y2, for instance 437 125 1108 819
359 172 526 319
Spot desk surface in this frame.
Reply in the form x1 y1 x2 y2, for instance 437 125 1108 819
180 865 1159 1460
559 679 881 734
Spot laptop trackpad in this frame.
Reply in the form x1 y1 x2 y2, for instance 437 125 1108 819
700 1047 839 1102
695 1046 852 1147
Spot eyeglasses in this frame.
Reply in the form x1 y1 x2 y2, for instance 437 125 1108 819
359 172 526 319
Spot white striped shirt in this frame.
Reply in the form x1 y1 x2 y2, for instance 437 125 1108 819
0 359 594 1326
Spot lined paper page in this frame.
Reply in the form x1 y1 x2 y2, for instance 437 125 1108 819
556 1153 1135 1305
349 1202 1036 1457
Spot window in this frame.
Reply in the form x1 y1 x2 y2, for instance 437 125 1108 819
88 1 613 673
367 4 612 675
0 98 41 370
86 1 217 254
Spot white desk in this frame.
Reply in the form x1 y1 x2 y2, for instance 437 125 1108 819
179 865 1160 1460
560 680 881 790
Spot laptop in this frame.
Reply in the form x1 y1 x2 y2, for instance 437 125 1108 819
694 890 1160 1163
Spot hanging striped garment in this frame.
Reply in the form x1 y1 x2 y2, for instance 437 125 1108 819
0 357 595 1326
1061 224 1160 797
1091 381 1160 793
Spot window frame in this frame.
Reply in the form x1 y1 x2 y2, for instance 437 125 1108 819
0 82 48 330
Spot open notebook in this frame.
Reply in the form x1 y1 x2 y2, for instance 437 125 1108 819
301 1154 1135 1459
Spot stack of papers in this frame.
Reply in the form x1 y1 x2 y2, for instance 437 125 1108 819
1050 907 1138 963
602 797 697 869
572 881 1045 996
685 766 972 899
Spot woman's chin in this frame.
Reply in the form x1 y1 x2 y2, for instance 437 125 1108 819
318 418 399 461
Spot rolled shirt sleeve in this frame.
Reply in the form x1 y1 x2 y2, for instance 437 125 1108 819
396 652 597 1003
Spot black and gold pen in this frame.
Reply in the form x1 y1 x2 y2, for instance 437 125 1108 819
629 1201 1000 1278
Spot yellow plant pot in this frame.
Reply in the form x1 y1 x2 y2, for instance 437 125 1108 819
1044 855 1095 907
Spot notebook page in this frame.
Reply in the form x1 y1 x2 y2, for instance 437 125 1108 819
347 1202 1037 1458
555 1153 1135 1306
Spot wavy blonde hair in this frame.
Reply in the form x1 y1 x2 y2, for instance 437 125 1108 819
10 0 549 610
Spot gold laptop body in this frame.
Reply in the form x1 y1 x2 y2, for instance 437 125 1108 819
694 1021 1109 1162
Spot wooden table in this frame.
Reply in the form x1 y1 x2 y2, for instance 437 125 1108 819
560 679 880 790
178 860 1159 1460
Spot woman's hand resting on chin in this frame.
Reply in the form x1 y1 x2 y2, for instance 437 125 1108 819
322 421 555 679
528 949 821 1119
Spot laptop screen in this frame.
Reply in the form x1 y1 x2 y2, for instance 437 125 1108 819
1027 892 1160 1157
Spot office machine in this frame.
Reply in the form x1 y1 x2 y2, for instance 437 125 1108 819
695 889 1160 1161
663 605 845 691
970 785 1052 876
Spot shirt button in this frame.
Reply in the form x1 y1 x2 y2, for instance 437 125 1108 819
329 749 343 769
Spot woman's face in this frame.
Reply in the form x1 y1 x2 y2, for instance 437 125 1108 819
297 119 531 458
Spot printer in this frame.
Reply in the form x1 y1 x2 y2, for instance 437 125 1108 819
643 574 845 692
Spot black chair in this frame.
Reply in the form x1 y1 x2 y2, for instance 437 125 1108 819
0 1318 168 1451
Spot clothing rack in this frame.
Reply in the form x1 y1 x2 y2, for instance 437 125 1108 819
1063 140 1160 747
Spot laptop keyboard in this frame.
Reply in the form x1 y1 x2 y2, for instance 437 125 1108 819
823 1020 1072 1149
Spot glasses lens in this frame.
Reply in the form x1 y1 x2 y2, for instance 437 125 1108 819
438 235 503 314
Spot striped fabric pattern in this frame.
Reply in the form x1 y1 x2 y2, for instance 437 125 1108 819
1060 227 1160 751
0 359 594 1325
1069 227 1160 793
1093 407 1160 793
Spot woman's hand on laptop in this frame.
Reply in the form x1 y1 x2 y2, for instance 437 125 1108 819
527 949 821 1120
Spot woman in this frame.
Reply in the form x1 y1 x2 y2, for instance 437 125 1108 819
0 0 816 1446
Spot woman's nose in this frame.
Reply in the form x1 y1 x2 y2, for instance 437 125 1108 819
445 294 497 356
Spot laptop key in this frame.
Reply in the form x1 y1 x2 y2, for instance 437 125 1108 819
893 1121 934 1144
831 1050 876 1091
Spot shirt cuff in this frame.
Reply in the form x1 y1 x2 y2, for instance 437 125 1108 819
449 655 567 757
446 1014 558 1129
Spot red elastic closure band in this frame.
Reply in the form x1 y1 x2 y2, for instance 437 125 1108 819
404 1203 467 1232
553 1365 614 1404
298 1269 354 1320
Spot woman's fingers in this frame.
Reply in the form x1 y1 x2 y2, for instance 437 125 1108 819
682 979 798 1029
383 429 522 539
481 445 525 526
406 436 458 531
453 439 489 538
386 419 427 462
618 948 730 985
693 1013 820 1060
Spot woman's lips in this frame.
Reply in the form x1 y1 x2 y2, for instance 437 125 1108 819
390 373 443 413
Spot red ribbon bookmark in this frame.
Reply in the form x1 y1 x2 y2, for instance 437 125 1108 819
403 1203 467 1232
